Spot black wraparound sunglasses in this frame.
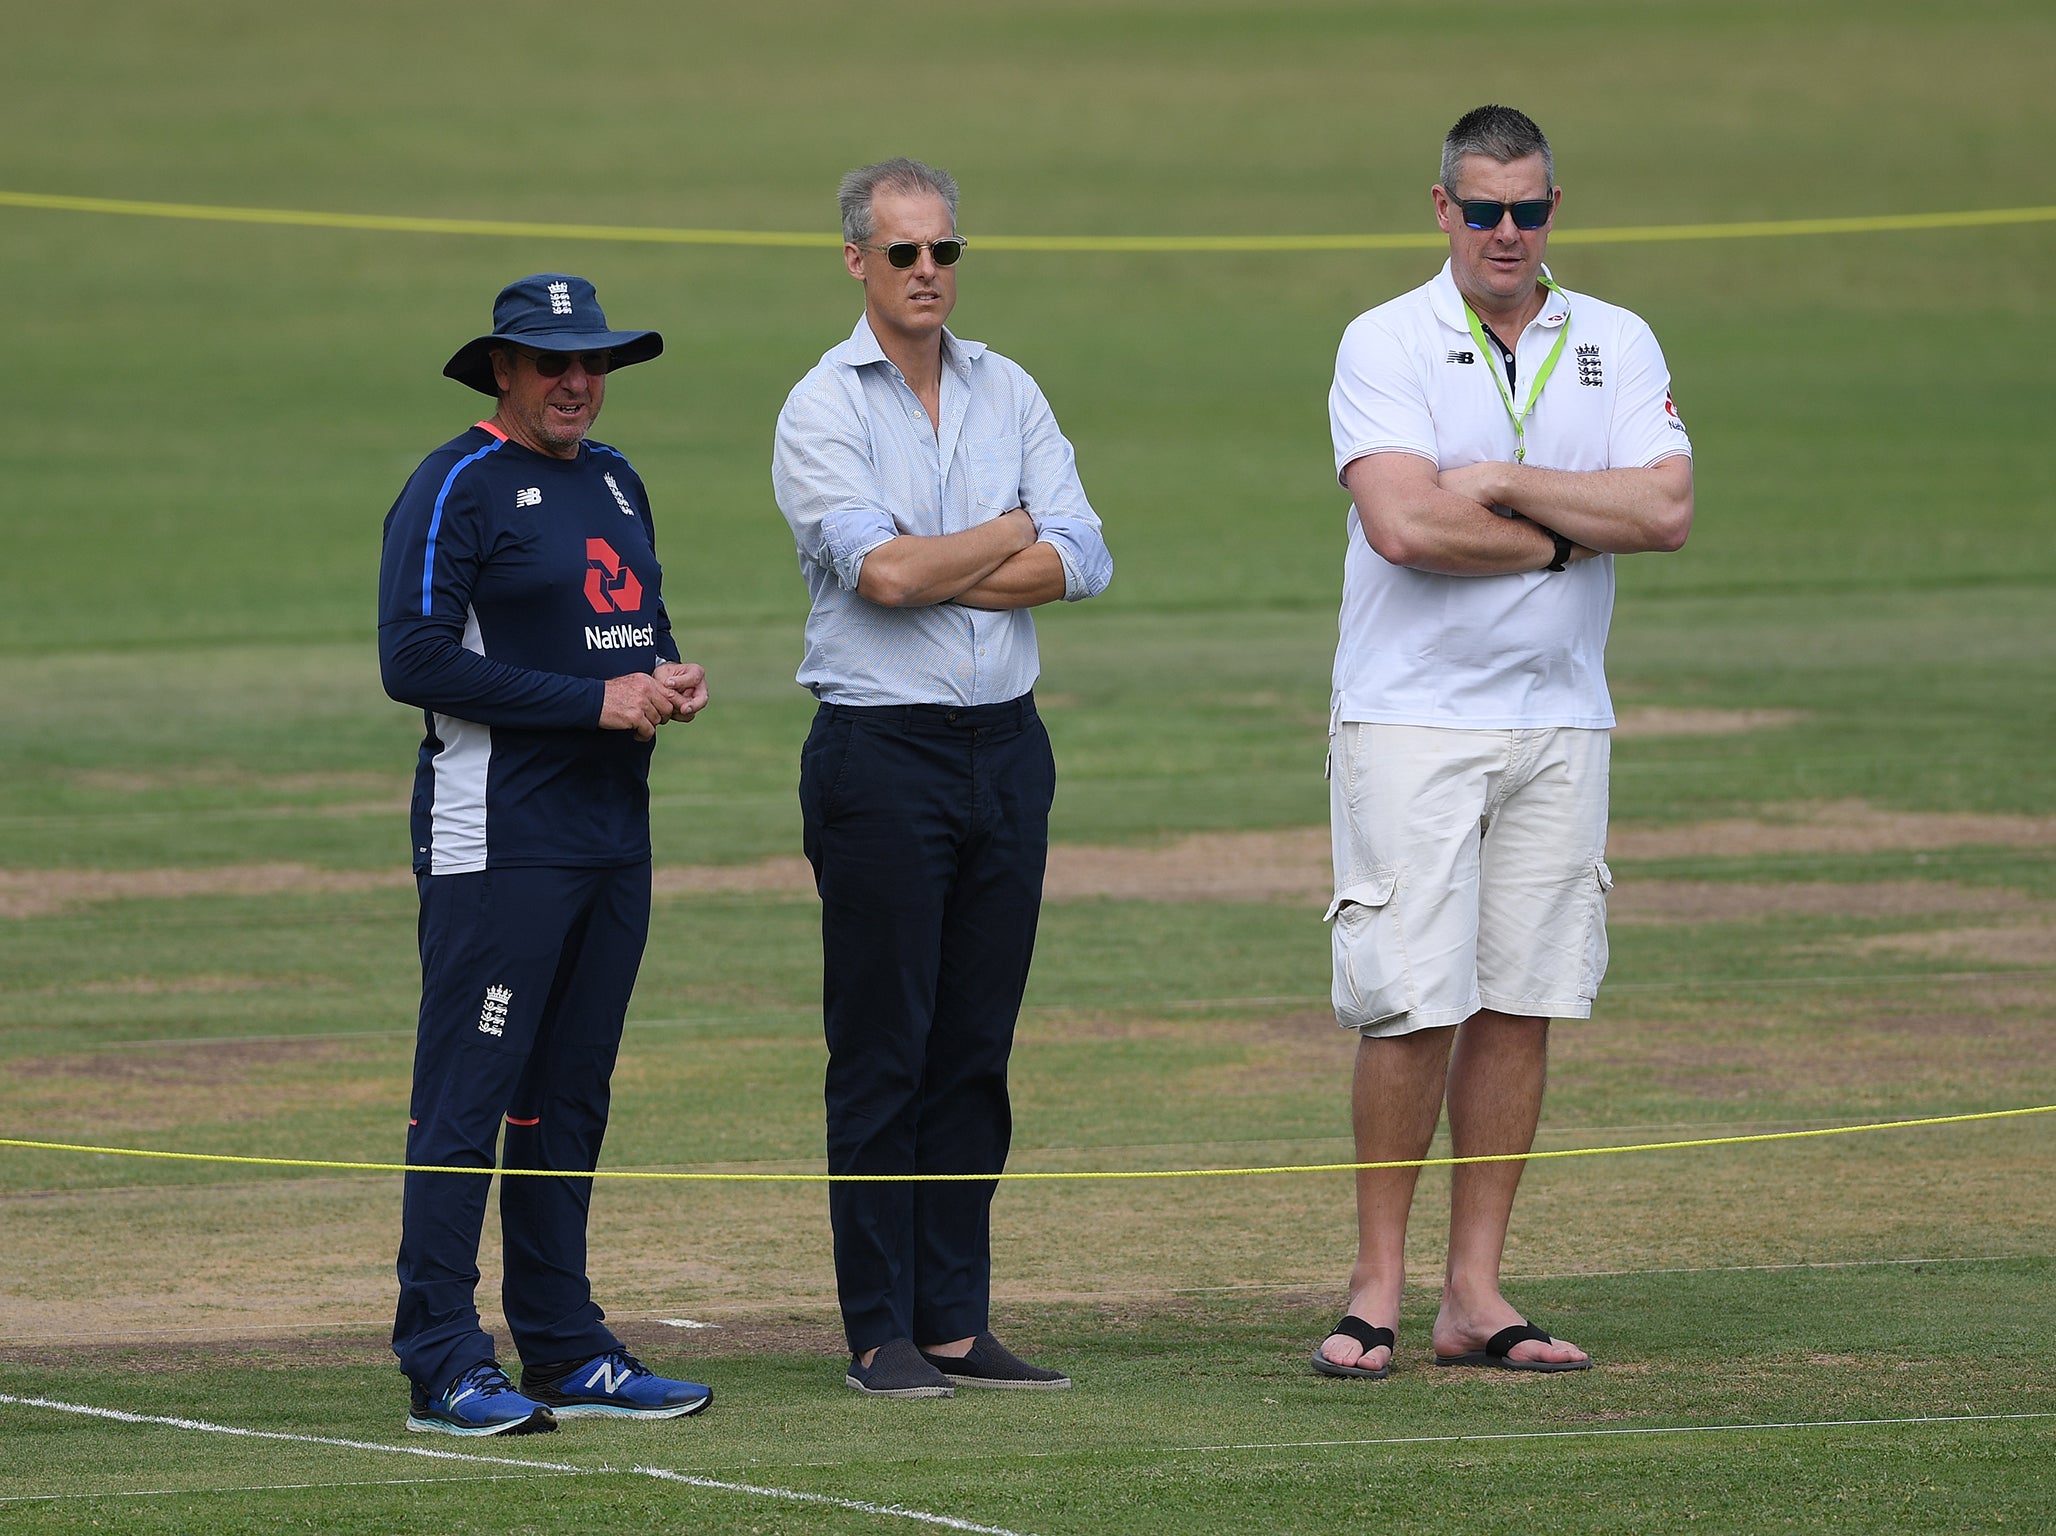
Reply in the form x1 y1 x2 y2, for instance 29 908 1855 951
855 237 967 268
512 346 615 377
1446 192 1555 231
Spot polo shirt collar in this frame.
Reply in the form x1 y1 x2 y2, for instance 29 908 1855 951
1429 259 1569 334
833 313 989 375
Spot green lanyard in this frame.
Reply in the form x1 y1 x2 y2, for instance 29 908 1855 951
1464 277 1571 463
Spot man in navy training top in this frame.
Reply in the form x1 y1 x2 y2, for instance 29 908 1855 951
378 273 712 1436
774 159 1114 1397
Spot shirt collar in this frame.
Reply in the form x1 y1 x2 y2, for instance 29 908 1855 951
832 312 988 375
1429 259 1568 333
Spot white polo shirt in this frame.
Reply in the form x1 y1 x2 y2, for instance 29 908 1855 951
1328 261 1691 729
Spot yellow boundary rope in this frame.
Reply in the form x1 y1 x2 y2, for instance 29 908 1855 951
3 189 2053 252
2 1104 2048 1183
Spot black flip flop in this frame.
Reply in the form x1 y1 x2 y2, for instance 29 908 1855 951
1434 1320 1592 1373
1311 1315 1395 1379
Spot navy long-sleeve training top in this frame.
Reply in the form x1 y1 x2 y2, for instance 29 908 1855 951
378 422 680 875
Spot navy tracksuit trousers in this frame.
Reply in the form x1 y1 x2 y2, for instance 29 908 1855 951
393 862 650 1396
799 695 1055 1354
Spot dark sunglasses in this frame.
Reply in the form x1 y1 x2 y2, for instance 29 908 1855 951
1451 194 1554 231
856 237 967 268
512 346 614 377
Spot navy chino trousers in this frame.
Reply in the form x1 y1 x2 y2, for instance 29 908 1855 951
393 862 649 1396
799 694 1055 1354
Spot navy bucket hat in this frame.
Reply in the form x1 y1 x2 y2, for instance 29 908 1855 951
443 274 663 396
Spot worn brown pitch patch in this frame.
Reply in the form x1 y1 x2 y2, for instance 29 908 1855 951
1854 921 2056 967
1609 801 2056 860
653 858 816 897
1612 707 1808 737
0 864 406 920
8 801 2052 917
70 768 406 797
9 1037 397 1135
650 831 1336 904
63 974 320 997
1609 881 2046 924
13 1036 348 1084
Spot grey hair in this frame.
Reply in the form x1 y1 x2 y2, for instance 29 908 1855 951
838 158 960 244
1439 105 1553 197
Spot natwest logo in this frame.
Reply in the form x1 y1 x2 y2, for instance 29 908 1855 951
585 622 656 651
583 538 643 614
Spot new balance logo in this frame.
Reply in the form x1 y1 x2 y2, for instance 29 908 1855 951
1576 343 1603 387
548 281 573 316
583 1360 634 1395
603 472 637 517
1446 350 1475 365
478 984 512 1037
515 487 542 508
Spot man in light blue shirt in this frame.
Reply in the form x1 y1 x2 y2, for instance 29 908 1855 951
773 157 1112 1399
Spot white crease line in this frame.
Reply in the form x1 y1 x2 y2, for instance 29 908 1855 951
0 1471 574 1503
1141 1412 2056 1457
0 1395 1034 1536
628 1464 1033 1533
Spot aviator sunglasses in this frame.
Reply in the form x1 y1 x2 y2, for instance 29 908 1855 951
1446 192 1555 231
512 346 615 377
855 237 967 268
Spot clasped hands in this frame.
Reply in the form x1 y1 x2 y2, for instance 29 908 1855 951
600 662 709 740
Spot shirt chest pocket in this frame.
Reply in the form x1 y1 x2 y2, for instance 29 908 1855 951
964 434 1024 513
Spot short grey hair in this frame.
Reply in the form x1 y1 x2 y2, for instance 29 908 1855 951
838 158 960 244
1439 105 1553 197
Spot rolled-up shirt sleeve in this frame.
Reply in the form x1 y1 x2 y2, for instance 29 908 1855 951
773 381 902 592
1015 377 1113 601
1330 314 1437 484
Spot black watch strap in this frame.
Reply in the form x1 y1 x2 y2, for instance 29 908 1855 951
1544 530 1573 572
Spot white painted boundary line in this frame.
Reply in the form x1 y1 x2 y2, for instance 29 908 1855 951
0 1472 572 1504
0 1395 1035 1536
1145 1411 2056 1457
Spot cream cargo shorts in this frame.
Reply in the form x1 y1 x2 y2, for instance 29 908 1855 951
1327 720 1613 1036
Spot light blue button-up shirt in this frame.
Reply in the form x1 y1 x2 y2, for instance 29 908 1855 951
772 315 1114 705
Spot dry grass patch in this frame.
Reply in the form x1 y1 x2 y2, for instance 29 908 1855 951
1612 707 1808 737
0 863 405 919
1854 920 2056 967
1610 880 2045 923
8 1037 400 1136
8 799 2050 917
1610 801 2056 859
69 768 405 798
1563 995 2056 1105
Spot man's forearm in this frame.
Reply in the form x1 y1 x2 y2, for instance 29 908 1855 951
1361 489 1572 576
856 509 1035 608
953 542 1067 609
1452 457 1693 555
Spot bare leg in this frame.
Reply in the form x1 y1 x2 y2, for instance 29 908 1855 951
1431 1009 1586 1366
1316 1025 1454 1372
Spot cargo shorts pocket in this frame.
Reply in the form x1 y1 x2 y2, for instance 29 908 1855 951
1326 870 1413 1029
1579 859 1614 995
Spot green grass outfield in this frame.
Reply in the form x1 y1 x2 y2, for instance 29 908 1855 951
3 1 2054 1531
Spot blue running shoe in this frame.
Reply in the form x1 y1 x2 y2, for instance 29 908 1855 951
406 1361 557 1437
523 1348 713 1418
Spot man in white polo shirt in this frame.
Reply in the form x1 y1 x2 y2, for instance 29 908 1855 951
1312 105 1693 1380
